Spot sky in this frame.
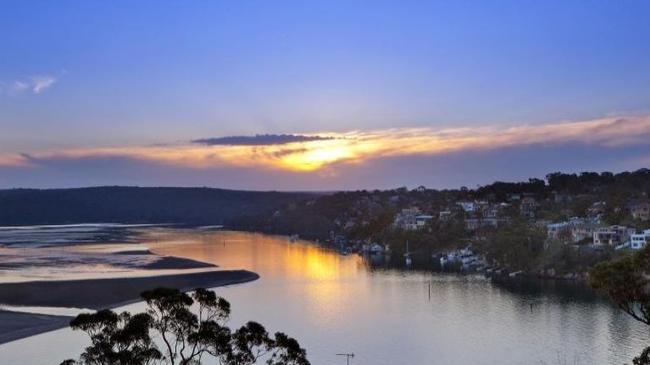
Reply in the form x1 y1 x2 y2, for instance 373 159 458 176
1 0 650 190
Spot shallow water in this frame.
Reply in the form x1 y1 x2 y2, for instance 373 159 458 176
0 228 648 364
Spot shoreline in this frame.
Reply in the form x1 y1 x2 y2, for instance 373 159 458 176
0 269 259 345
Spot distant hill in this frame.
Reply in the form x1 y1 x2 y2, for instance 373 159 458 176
0 187 321 226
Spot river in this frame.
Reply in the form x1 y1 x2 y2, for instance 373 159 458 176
0 228 647 364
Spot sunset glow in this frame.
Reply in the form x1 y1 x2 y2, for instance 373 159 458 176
3 115 649 175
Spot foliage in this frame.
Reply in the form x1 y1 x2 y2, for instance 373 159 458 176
478 218 546 271
0 187 316 226
589 246 650 364
589 248 650 325
539 242 613 276
61 288 309 365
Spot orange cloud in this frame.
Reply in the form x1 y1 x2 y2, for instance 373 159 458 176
2 115 649 172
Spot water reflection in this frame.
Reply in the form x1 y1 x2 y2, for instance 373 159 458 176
0 229 647 365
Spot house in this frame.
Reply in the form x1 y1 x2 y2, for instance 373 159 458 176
629 229 650 250
482 203 509 219
415 215 434 228
553 191 573 204
393 208 431 230
587 201 606 219
546 218 601 243
630 201 650 221
547 222 571 240
520 197 538 219
475 200 490 211
464 217 506 231
593 225 634 246
457 201 477 213
465 218 498 231
507 193 521 202
630 234 647 250
439 210 453 221
570 218 600 243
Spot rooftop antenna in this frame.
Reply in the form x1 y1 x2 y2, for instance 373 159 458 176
336 353 355 365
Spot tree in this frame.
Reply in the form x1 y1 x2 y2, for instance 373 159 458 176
590 247 650 364
61 288 309 365
479 218 546 271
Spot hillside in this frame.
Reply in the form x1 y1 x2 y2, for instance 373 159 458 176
0 187 320 226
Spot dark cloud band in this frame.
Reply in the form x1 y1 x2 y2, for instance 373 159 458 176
192 134 332 146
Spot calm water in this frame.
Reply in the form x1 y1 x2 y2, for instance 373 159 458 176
0 229 648 364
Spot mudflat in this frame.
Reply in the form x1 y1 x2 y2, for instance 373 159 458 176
0 269 259 344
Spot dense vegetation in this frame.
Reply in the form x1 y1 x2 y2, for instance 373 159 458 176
590 247 650 364
61 287 309 365
230 169 650 275
0 187 319 226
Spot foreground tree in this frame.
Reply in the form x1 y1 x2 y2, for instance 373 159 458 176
61 287 309 365
590 247 650 364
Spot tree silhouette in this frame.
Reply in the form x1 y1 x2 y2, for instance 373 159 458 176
61 288 309 365
590 247 650 364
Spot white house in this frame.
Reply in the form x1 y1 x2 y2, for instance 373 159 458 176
415 215 434 228
630 229 650 250
457 201 477 213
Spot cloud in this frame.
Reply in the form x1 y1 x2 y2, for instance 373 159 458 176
1 75 57 95
192 134 334 146
1 115 649 175
30 75 57 94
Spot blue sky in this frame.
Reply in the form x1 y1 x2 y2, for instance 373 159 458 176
1 1 650 189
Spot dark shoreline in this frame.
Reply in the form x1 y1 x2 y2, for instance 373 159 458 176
0 269 259 345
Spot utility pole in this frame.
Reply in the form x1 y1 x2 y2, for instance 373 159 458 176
336 353 354 365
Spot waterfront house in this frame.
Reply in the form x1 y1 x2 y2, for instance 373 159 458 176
546 218 600 243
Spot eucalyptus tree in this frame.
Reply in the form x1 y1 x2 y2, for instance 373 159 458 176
590 247 650 365
61 288 309 365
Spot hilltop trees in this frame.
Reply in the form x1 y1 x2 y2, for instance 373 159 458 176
61 288 309 365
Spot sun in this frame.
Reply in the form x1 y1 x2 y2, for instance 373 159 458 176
277 141 354 172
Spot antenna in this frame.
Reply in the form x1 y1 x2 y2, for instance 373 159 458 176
336 353 355 365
